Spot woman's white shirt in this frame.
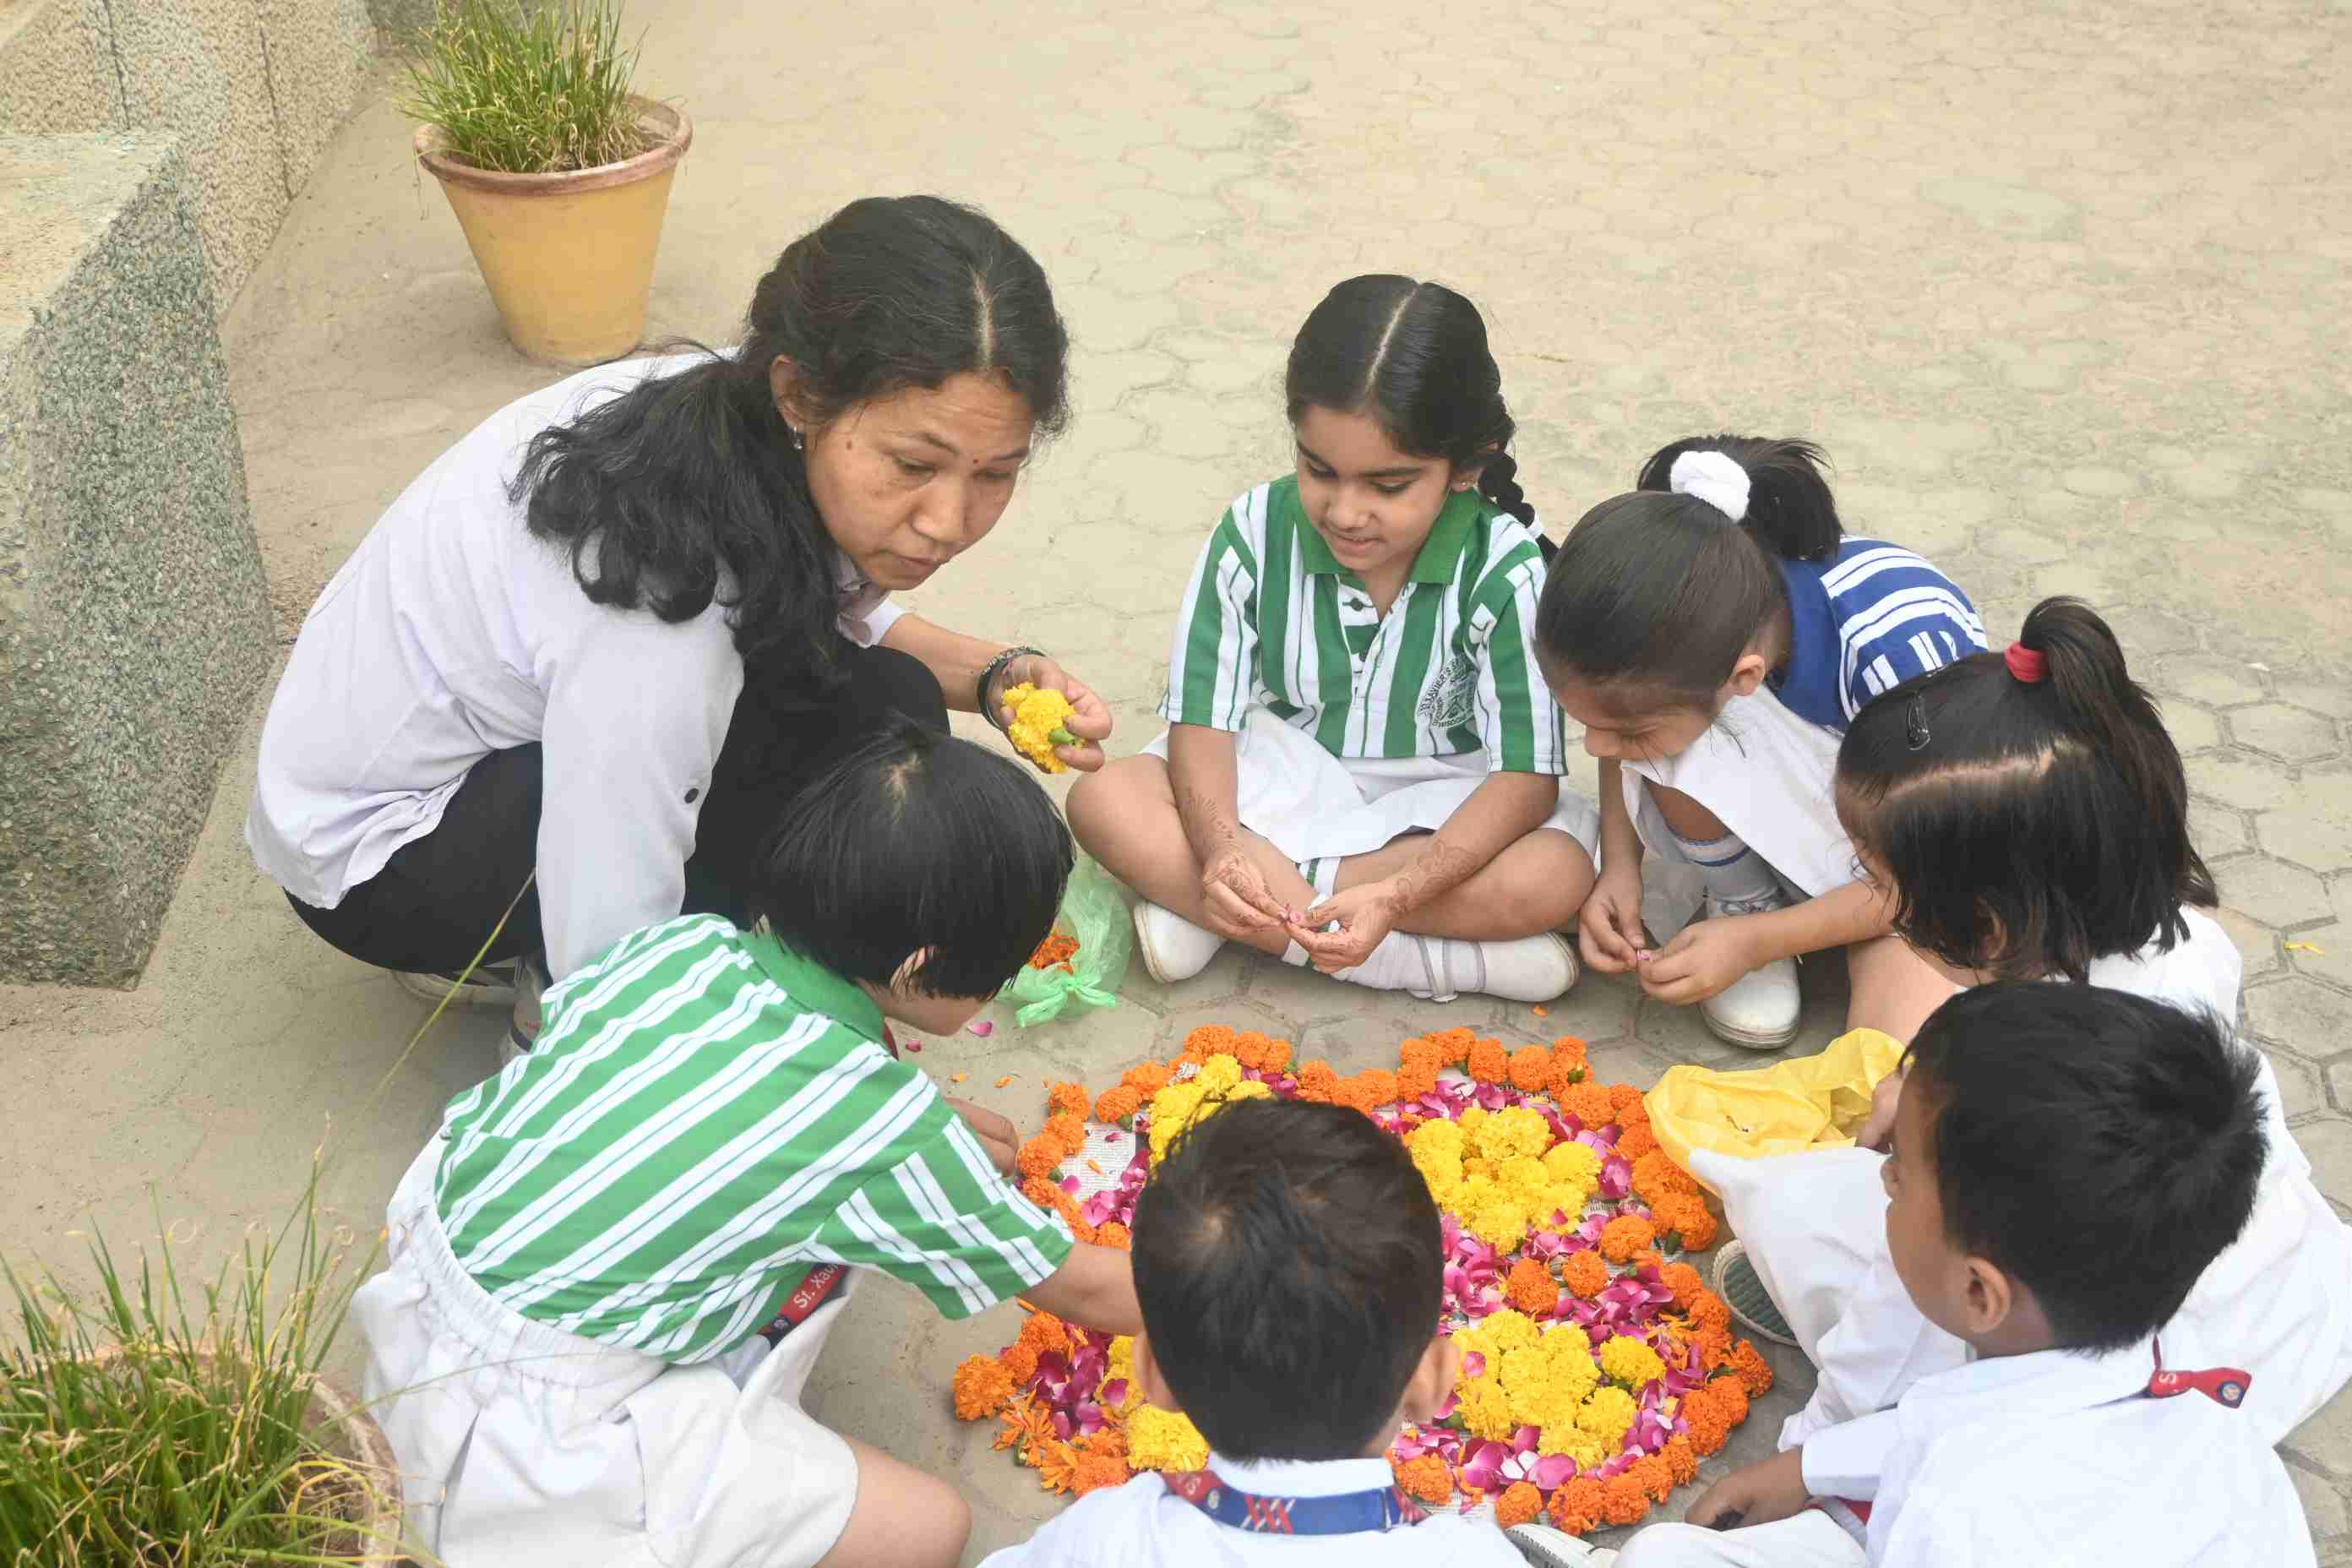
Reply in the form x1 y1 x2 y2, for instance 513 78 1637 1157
246 355 900 979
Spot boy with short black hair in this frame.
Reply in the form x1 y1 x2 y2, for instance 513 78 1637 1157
1514 983 2314 1567
983 1095 1527 1565
357 723 1141 1568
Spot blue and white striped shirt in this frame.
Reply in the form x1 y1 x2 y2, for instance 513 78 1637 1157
1770 540 1985 731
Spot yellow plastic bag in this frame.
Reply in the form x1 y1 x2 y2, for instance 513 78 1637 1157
1643 1029 1907 1194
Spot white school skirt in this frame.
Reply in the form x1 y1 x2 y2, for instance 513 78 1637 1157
1620 687 1852 906
353 1142 860 1568
1144 709 1599 875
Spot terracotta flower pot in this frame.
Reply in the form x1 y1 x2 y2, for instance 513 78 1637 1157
416 96 693 367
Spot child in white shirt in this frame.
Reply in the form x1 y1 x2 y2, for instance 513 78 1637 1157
980 1096 1527 1568
1511 983 2314 1568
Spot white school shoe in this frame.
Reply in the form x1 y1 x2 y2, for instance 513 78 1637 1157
1133 901 1225 985
395 959 520 1009
1694 896 1801 1050
1505 1524 1620 1567
1418 932 1581 1004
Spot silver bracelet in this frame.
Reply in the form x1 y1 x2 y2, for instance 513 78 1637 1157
976 646 1043 732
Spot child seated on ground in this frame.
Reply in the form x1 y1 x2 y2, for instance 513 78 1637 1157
981 1094 1528 1565
1069 275 1598 1006
1510 984 2314 1568
356 722 1141 1568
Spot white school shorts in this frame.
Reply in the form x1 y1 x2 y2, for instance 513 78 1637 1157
354 1141 861 1568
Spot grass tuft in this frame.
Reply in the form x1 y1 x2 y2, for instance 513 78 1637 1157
399 0 654 175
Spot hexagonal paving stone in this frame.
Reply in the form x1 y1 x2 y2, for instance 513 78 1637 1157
2190 800 2253 858
1239 953 1456 1033
2285 1364 2352 1483
1123 945 1250 1014
2186 752 2300 814
2297 1117 2352 1225
2213 906 2283 980
2152 652 2267 708
2269 1049 2326 1120
2246 977 2352 1055
2327 1058 2352 1117
2257 803 2352 875
2285 1460 2348 1540
2228 702 2344 765
2159 698 2221 753
2278 681 2352 722
2219 856 2333 929
2289 926 2352 994
2099 602 2204 658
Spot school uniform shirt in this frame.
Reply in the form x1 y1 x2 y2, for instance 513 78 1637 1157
429 914 1071 1362
976 1451 1530 1568
1799 1332 2316 1567
1159 477 1567 776
246 353 903 980
1765 540 1986 730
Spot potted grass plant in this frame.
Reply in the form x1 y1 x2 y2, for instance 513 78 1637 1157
400 0 693 366
1 1177 401 1564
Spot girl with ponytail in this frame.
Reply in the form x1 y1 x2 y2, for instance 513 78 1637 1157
1534 437 1986 1049
1711 595 2352 1469
1070 275 1598 1005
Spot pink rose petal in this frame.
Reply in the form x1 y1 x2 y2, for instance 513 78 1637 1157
967 1020 994 1037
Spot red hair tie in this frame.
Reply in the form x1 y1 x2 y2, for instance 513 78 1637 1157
2005 643 2047 684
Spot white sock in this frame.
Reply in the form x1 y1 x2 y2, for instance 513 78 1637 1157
1669 825 1788 913
1281 931 1466 1001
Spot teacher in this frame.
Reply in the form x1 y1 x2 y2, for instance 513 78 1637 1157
247 195 1111 1054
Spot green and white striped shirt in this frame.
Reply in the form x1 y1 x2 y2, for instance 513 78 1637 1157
1159 477 1567 772
431 916 1073 1363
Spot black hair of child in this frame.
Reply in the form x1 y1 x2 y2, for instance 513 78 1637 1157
1285 275 1537 532
749 721 1075 998
1904 983 2265 1354
1130 1096 1444 1462
1534 435 1842 712
1838 596 2216 983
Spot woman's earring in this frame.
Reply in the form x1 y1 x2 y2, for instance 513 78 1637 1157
787 425 805 451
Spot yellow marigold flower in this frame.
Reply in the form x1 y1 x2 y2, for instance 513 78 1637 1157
1194 1054 1244 1095
1456 1375 1518 1440
1538 1424 1612 1466
1106 1335 1135 1386
1408 1118 1467 1164
1544 1322 1596 1369
1462 1307 1542 1358
1576 1385 1639 1451
1544 1140 1603 1187
1497 1154 1551 1200
1223 1078 1273 1103
1002 683 1080 775
1473 1106 1553 1162
1598 1336 1668 1389
1124 1405 1210 1472
1457 1107 1489 1136
1466 1192 1531 1252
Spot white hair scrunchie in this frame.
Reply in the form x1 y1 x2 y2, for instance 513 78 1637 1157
1668 449 1750 523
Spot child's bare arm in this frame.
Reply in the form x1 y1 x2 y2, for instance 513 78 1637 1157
1021 1239 1142 1337
1167 724 1291 936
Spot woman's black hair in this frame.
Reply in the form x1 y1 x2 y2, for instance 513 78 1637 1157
1905 983 2264 1353
749 722 1074 997
513 195 1070 684
1132 1097 1443 1462
1283 275 1534 528
1838 596 2217 981
1533 435 1842 711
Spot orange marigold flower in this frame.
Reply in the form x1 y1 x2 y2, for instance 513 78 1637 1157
1094 1221 1132 1251
1614 1092 1651 1130
1633 1151 1700 1206
1183 1025 1237 1061
1435 1026 1477 1065
1551 1033 1590 1070
1123 1060 1175 1095
1548 1476 1606 1534
1094 1085 1145 1124
1561 1250 1612 1298
1393 1453 1454 1505
1544 1057 1589 1098
1661 1197 1718 1251
1353 1068 1399 1108
1019 1309 1071 1357
1262 1038 1293 1073
1505 1256 1559 1315
1295 1060 1340 1101
1659 1260 1704 1310
1507 1046 1552 1092
1607 1082 1644 1117
1663 1434 1699 1485
1072 1452 1131 1495
1466 1037 1510 1083
1681 1386 1730 1456
999 1341 1041 1385
1615 1123 1661 1160
1017 1136 1065 1180
952 1354 1016 1419
1599 1215 1656 1264
1401 1035 1446 1075
1730 1339 1775 1397
1628 1453 1674 1503
1602 1473 1652 1527
1690 1289 1732 1336
1559 1081 1617 1129
1396 1062 1441 1101
1044 1112 1088 1158
1047 1081 1089 1115
1496 1481 1544 1528
1707 1375 1751 1424
1079 1428 1127 1460
1687 1324 1733 1368
1021 1175 1062 1208
1033 1435 1081 1493
1231 1030 1272 1070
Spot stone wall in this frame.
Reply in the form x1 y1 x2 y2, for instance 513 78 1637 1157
0 0 379 316
1 133 273 986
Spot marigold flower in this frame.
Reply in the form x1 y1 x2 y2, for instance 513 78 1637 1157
1047 1080 1089 1115
1551 1033 1590 1070
1576 1384 1639 1450
1095 1221 1132 1251
1628 1453 1674 1504
1456 1374 1517 1440
1019 1310 1071 1357
1658 1195 1718 1251
1505 1256 1559 1316
1730 1338 1775 1397
1690 1289 1732 1336
999 1341 1041 1385
1603 1473 1652 1526
1473 1105 1553 1162
1401 1035 1446 1078
1663 1434 1699 1485
1094 1085 1145 1124
1353 1068 1399 1107
1032 1435 1081 1492
1435 1026 1477 1065
1507 1045 1552 1092
1261 1038 1293 1073
1233 1030 1274 1070
1393 1453 1455 1505
1458 1305 1542 1358
1659 1260 1704 1310
1558 1081 1617 1129
1183 1025 1237 1061
1707 1375 1751 1424
1294 1059 1340 1101
1124 1405 1211 1472
1021 1175 1062 1208
1561 1250 1611 1298
1496 1481 1543 1528
1683 1390 1732 1456
1466 1037 1510 1083
1072 1452 1131 1494
1016 1136 1064 1180
1194 1054 1244 1094
1029 932 1081 970
1598 1335 1667 1388
953 1354 1016 1418
1544 1057 1590 1099
1001 683 1080 773
1688 1324 1734 1368
1543 1139 1603 1186
1633 1151 1700 1206
1396 1061 1441 1101
1615 1123 1661 1160
1122 1060 1175 1095
1599 1215 1656 1263
1548 1477 1607 1534
1043 1112 1088 1158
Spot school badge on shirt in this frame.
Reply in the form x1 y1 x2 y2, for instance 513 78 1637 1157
1418 651 1478 730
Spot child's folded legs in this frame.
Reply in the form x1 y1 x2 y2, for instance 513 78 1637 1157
1612 1512 1864 1568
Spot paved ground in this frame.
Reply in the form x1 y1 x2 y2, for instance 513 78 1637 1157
7 0 2352 1558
